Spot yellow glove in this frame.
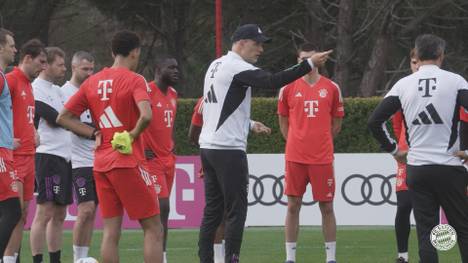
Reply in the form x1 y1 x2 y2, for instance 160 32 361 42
111 131 133 154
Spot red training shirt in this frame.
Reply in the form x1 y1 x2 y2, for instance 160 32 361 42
7 67 35 155
143 82 177 160
392 111 409 191
65 67 150 172
191 97 203 127
391 111 409 151
460 107 468 122
278 76 344 164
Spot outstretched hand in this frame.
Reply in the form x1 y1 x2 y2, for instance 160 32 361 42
310 50 333 67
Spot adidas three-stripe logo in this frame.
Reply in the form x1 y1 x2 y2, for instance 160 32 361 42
99 106 123 128
412 103 443 125
0 157 6 173
204 85 218 103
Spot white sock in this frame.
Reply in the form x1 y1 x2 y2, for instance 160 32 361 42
285 242 296 261
163 251 167 263
222 240 226 259
214 242 225 263
325 241 336 262
73 245 89 262
398 252 408 260
2 256 15 263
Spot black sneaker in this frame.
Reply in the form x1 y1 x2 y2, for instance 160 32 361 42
395 257 408 263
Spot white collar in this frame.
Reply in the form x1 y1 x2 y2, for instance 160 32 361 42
35 77 54 88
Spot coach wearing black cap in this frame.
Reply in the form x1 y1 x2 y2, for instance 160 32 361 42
197 24 332 263
231 24 272 44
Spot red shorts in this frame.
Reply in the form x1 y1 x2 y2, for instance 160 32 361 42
284 161 335 202
395 162 408 192
0 148 19 202
146 158 175 199
94 166 159 220
13 154 35 201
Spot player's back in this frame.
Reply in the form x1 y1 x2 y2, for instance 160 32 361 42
394 64 468 165
199 52 256 151
81 67 150 172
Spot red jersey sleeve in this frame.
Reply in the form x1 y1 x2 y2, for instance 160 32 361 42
460 107 468 122
331 82 344 118
191 98 203 127
277 86 290 116
392 111 403 142
5 74 17 96
133 76 151 103
64 83 89 117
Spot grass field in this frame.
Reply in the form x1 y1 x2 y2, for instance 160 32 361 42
18 226 461 262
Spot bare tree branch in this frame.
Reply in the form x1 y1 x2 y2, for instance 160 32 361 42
135 14 166 38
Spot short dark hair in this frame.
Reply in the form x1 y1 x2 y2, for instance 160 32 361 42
409 48 416 59
155 54 175 68
72 51 94 65
45 47 65 64
297 42 317 56
19 39 46 62
415 34 446 61
0 28 14 46
111 30 140 57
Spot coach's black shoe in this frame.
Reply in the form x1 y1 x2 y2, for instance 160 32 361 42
395 257 408 263
284 261 295 263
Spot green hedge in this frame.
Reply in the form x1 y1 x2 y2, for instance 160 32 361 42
174 97 384 155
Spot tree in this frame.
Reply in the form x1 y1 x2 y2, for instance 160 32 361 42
334 0 354 96
3 0 468 97
0 0 65 46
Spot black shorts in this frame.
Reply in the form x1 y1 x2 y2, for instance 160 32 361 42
72 167 98 204
35 153 73 205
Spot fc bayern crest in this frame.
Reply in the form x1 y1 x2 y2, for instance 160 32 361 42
319 88 328 98
430 224 457 251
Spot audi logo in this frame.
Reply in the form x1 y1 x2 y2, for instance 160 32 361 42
248 174 316 206
341 174 396 206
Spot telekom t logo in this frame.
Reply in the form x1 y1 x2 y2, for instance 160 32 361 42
27 106 34 124
164 110 173 127
97 80 113 101
418 78 437 98
304 100 319 117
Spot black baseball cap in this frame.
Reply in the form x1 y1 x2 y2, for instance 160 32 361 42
231 24 272 43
